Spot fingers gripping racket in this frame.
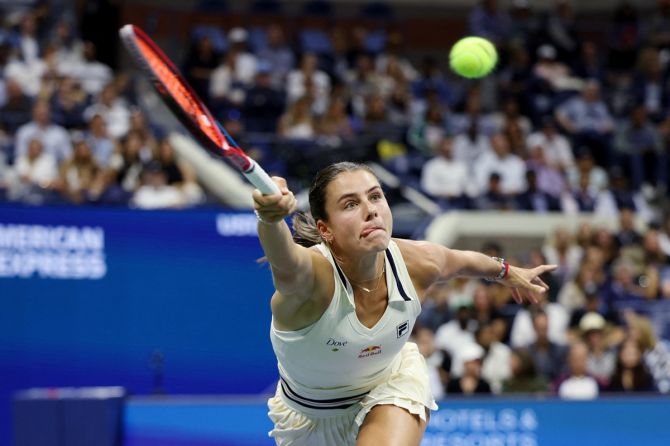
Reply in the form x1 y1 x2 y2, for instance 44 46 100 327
119 24 279 195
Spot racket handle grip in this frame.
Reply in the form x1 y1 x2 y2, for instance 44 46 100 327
244 161 280 195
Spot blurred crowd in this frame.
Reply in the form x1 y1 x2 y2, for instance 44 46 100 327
1 0 670 215
0 0 669 399
0 2 205 208
411 213 670 398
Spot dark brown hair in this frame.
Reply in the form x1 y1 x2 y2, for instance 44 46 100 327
292 162 377 247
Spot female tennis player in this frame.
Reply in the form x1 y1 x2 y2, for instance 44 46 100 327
253 162 556 446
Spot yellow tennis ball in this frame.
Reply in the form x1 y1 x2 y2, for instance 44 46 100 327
449 36 498 79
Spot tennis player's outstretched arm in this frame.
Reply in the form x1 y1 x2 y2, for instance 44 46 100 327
252 177 332 329
396 239 558 304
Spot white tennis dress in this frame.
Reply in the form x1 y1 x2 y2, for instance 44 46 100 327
268 240 438 445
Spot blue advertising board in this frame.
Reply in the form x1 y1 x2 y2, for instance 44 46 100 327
123 396 670 446
0 204 278 444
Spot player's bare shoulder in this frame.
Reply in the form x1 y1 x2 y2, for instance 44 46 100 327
393 238 444 292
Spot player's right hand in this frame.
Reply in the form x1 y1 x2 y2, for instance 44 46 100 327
252 176 297 224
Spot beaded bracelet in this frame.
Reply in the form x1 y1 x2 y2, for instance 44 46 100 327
488 256 509 281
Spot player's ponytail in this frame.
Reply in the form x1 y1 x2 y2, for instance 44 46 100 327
292 212 322 247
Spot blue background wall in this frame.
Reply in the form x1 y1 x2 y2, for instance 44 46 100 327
0 205 278 445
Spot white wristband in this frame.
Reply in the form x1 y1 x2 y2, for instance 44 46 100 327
254 210 274 225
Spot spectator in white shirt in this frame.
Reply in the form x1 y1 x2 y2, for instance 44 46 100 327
10 137 58 203
421 136 473 205
452 121 492 175
227 27 258 86
16 12 40 64
210 50 244 109
434 304 478 358
287 52 331 115
278 96 315 139
451 322 512 394
532 44 582 92
84 82 130 139
510 295 569 348
65 41 113 96
542 226 583 284
131 161 186 209
556 342 600 400
526 117 575 172
475 133 527 195
50 19 85 68
14 99 72 165
565 148 608 191
4 51 47 98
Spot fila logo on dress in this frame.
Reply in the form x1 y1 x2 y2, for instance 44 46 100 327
397 320 409 338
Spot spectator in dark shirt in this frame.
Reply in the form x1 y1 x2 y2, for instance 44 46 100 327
256 24 295 89
607 2 642 72
49 76 88 130
527 310 568 381
629 47 667 122
608 338 655 392
616 206 643 248
243 61 286 133
502 348 549 394
573 41 607 84
468 0 512 46
471 282 506 340
600 257 647 310
182 34 221 107
613 104 666 189
0 78 33 137
515 169 562 212
541 0 579 62
475 173 510 210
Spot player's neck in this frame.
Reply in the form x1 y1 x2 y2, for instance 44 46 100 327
334 251 384 285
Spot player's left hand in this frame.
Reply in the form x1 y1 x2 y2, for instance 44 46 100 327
499 264 558 304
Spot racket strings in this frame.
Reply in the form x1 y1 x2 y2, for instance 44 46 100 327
135 38 224 148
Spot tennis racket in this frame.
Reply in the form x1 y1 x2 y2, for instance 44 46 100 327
119 24 279 195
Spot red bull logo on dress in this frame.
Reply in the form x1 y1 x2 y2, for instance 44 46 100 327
358 345 382 358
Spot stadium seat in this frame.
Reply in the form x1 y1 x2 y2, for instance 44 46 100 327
191 25 228 53
364 29 387 54
195 0 228 13
299 28 333 55
250 0 282 14
303 0 334 17
361 1 394 20
248 27 269 53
